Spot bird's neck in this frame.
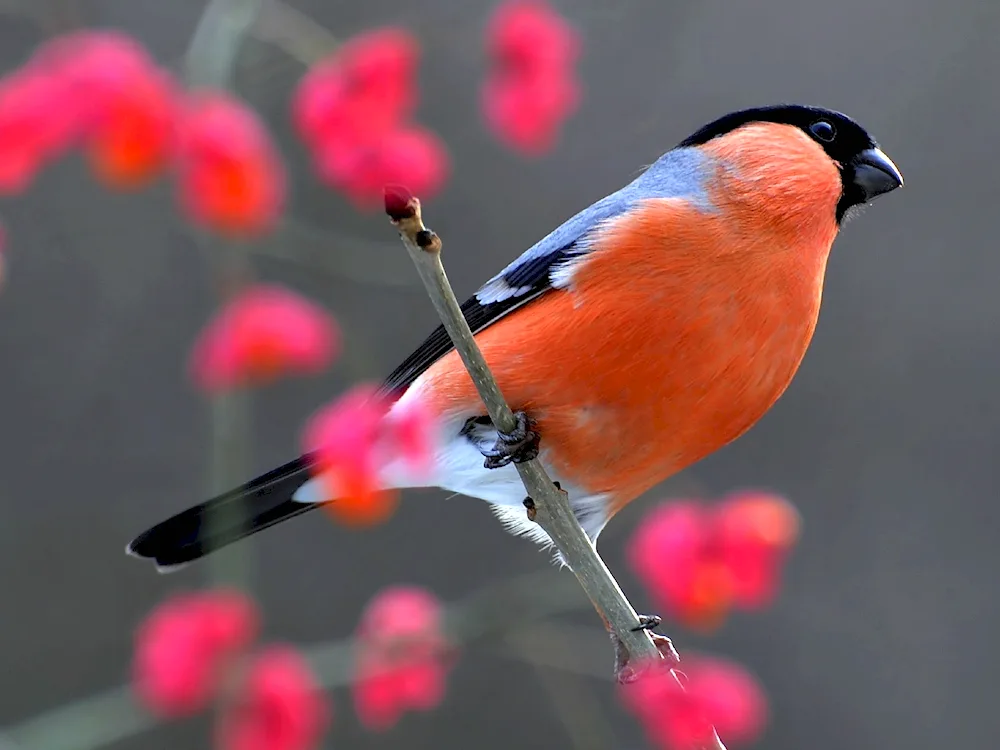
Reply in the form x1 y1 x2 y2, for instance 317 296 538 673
702 121 843 257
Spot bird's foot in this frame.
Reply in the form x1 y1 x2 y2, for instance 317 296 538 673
612 614 680 684
482 411 540 469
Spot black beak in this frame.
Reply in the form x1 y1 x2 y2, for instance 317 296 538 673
852 147 903 201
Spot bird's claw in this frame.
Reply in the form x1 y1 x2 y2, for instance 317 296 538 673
612 614 680 684
482 411 540 469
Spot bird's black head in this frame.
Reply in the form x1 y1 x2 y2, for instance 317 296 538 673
678 104 903 223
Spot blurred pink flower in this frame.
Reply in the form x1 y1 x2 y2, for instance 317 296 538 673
627 493 799 631
302 386 439 527
31 30 179 187
482 0 581 155
483 70 579 155
315 126 449 210
0 31 181 192
32 29 155 85
486 0 580 70
218 646 329 750
620 657 767 750
383 394 436 481
56 32 177 186
190 285 339 393
177 92 286 235
293 27 449 206
302 385 394 526
0 69 75 192
293 28 418 150
133 589 258 717
352 586 451 730
715 492 800 608
87 66 177 187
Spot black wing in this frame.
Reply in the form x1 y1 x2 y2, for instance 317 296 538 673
380 240 585 395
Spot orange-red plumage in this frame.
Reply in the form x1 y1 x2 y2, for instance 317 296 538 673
419 123 842 514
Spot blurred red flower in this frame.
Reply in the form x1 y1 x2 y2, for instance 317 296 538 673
133 589 258 717
315 126 449 210
301 386 418 527
628 493 799 630
620 656 767 750
218 646 329 750
482 71 579 155
177 92 286 236
487 0 580 71
293 28 418 150
302 385 392 525
0 69 74 192
84 65 177 187
384 395 436 481
190 284 339 393
0 31 181 192
292 27 449 206
715 492 800 608
45 31 178 186
352 586 451 730
482 0 581 155
32 29 154 87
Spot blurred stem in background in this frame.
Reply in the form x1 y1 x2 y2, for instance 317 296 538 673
184 0 263 588
185 0 262 88
2 570 598 750
203 241 254 587
520 624 621 750
251 0 338 65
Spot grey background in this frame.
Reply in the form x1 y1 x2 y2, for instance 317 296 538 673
0 0 997 748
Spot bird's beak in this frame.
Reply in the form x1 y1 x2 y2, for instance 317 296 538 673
852 147 903 200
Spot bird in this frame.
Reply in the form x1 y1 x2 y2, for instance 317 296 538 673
127 104 902 572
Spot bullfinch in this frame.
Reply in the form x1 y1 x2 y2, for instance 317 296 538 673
128 104 903 570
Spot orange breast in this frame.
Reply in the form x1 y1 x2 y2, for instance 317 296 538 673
419 142 839 513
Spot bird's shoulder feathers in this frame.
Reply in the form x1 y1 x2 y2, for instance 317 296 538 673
381 147 714 395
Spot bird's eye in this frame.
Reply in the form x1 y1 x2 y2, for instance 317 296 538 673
810 120 836 142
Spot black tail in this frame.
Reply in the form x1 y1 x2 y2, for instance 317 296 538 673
127 455 320 571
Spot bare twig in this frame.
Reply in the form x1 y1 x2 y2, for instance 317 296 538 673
383 187 659 659
384 187 726 750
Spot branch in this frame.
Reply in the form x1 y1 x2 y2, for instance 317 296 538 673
384 187 726 750
383 186 658 658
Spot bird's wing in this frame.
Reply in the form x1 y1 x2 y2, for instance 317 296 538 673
380 190 634 395
380 147 713 395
